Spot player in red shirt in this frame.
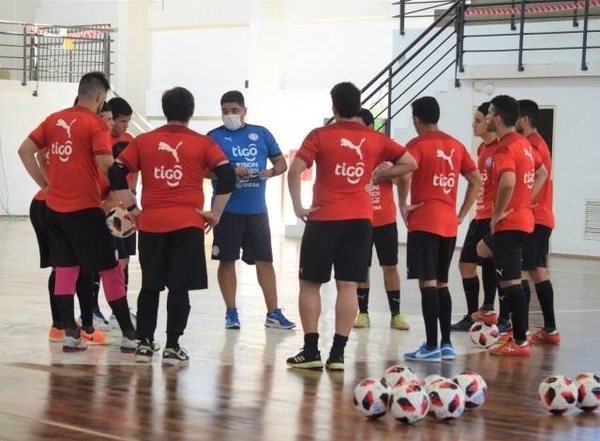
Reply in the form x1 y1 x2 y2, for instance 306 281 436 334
109 86 235 365
476 95 548 356
353 108 410 331
399 97 481 362
286 82 417 371
517 99 559 344
18 71 136 352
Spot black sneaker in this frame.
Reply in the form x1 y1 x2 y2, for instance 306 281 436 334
325 353 344 371
135 339 154 363
451 314 474 331
162 346 189 365
286 350 323 370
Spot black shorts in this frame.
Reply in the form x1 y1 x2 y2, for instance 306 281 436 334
487 230 529 281
45 206 118 273
459 218 491 264
211 212 273 264
371 222 399 267
138 227 207 291
522 224 552 271
299 219 372 283
406 231 457 282
124 232 137 256
29 198 51 268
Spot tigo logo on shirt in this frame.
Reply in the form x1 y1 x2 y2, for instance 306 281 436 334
154 164 183 187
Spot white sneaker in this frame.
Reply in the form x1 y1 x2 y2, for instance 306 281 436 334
120 336 137 353
63 336 88 353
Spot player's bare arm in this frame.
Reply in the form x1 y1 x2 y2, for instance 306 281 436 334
457 170 483 224
18 138 47 192
261 154 287 178
491 170 516 232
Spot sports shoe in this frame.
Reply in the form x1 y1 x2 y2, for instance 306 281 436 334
390 313 410 330
404 343 441 362
63 336 88 353
80 328 111 345
48 326 65 342
529 328 561 345
497 318 513 335
497 330 533 345
265 308 296 329
325 354 344 371
109 310 137 330
162 346 189 365
225 308 241 329
488 338 531 356
440 343 457 360
120 336 137 353
135 339 155 363
471 308 499 326
353 312 371 328
93 309 111 330
286 350 323 370
451 314 474 331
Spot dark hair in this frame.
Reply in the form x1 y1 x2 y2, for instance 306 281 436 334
358 108 375 127
162 87 195 122
107 97 132 118
220 90 245 107
78 71 110 99
517 99 539 128
112 141 129 159
100 101 111 113
330 82 361 118
490 95 520 127
477 101 490 115
411 96 440 124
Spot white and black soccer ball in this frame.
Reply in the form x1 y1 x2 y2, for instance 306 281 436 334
383 365 420 389
538 375 578 415
575 372 600 412
428 380 466 421
452 371 488 410
106 206 136 238
423 374 447 392
353 378 390 419
469 321 500 348
389 383 430 424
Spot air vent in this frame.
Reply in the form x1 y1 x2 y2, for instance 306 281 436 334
585 200 600 241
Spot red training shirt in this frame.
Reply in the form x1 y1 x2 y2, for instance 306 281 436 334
527 132 554 229
475 139 498 220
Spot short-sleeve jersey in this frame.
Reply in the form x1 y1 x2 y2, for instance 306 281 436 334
28 106 112 212
491 131 541 234
111 132 134 144
369 178 396 227
405 130 477 237
475 139 498 220
208 124 282 214
118 125 227 233
527 132 554 229
295 121 407 222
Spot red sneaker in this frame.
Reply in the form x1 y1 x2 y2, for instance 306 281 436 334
80 328 112 345
471 308 499 326
529 328 561 345
48 326 65 342
489 338 531 356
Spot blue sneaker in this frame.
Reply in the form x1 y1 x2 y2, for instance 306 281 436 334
265 308 296 329
440 343 456 360
404 343 441 362
225 308 241 329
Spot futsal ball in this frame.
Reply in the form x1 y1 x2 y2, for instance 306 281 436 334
538 375 578 415
575 372 600 412
106 206 136 238
469 321 500 348
423 374 447 392
428 380 466 421
383 365 420 389
353 378 390 419
389 383 430 424
452 371 488 410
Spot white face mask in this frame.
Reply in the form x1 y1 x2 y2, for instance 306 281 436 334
222 114 242 131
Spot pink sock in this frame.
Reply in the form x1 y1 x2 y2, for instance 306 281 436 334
99 265 126 302
54 266 80 295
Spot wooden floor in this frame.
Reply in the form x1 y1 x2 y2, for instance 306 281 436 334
0 217 599 441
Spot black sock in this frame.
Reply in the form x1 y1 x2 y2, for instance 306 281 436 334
303 333 319 354
504 284 528 343
48 270 63 328
521 279 531 331
166 290 191 349
462 276 479 315
420 286 439 349
357 288 369 314
136 288 160 341
92 273 101 310
438 287 452 345
481 259 497 307
535 280 556 331
387 290 400 315
55 295 77 331
330 333 348 359
124 265 129 294
498 285 511 321
76 273 94 330
108 297 135 339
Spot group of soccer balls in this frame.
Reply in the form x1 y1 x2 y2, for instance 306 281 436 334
538 373 600 415
353 365 487 424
